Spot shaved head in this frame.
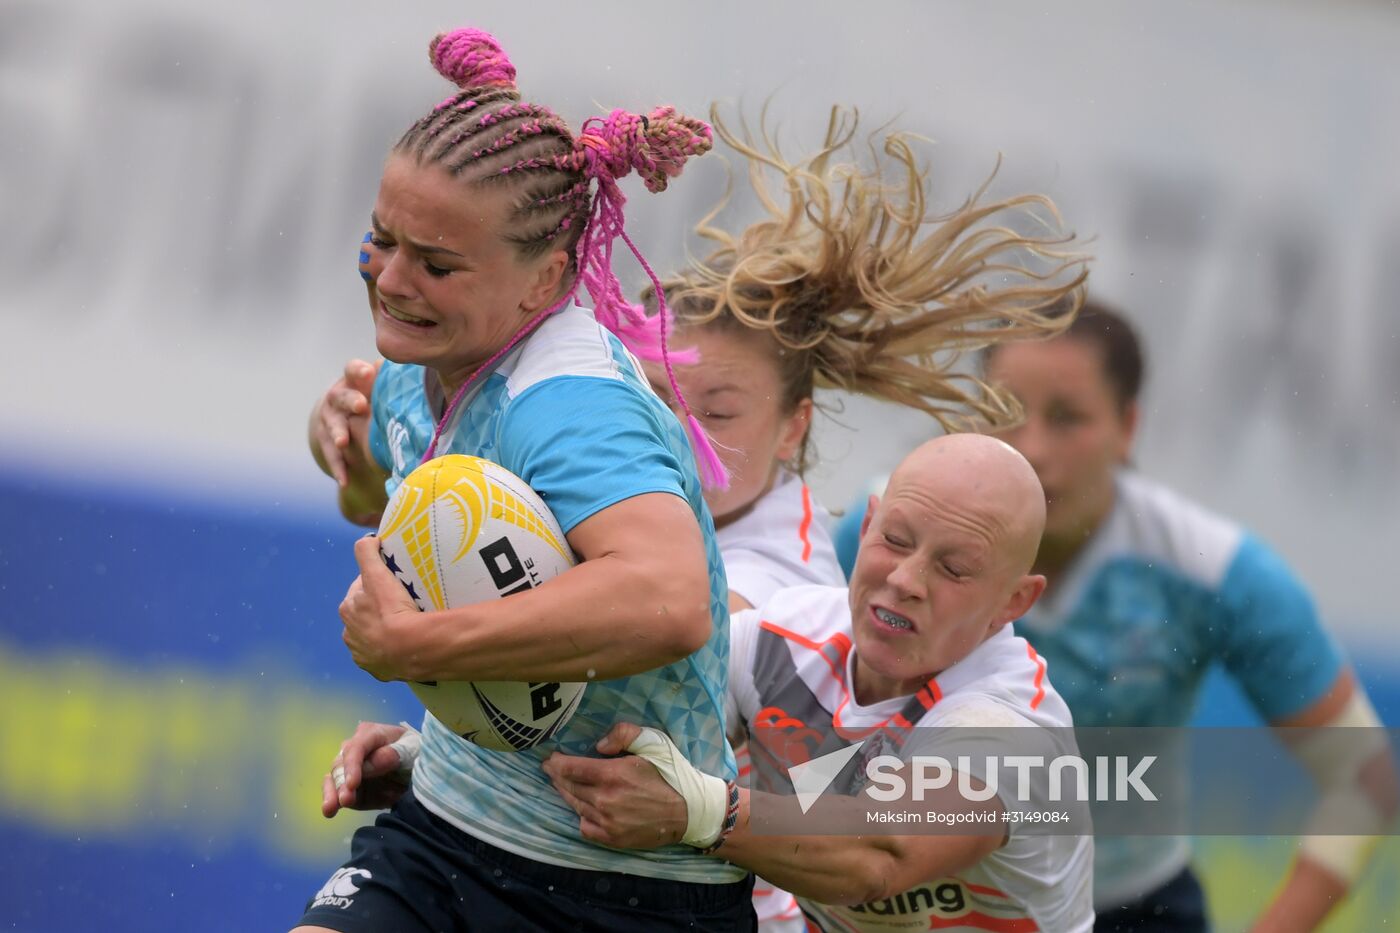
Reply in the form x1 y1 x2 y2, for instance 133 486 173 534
884 434 1046 577
848 433 1050 700
840 431 1052 694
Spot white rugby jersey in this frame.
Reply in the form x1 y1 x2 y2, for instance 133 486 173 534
731 585 1094 932
719 472 845 932
715 469 843 608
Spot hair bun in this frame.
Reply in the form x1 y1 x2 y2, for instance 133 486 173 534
577 107 713 193
428 28 517 91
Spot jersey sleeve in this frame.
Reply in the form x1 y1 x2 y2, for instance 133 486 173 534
721 555 785 609
367 363 396 474
727 608 763 734
1215 534 1345 721
496 376 689 534
724 546 843 608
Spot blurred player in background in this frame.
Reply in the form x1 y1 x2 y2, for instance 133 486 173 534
837 299 1397 931
295 24 758 933
320 107 1089 932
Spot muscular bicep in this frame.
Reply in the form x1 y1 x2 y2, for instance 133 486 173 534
562 492 713 654
564 491 705 568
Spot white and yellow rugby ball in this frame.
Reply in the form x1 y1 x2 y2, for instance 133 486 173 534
375 455 585 752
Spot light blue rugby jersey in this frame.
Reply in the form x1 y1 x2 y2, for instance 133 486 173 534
1018 470 1343 907
834 469 1344 907
367 304 741 883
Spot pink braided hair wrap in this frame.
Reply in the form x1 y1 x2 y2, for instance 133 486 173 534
418 28 727 489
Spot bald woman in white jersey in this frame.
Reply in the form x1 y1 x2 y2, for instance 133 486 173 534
545 435 1095 933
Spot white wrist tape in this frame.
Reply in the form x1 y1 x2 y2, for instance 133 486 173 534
626 725 728 848
387 722 422 779
1289 691 1393 885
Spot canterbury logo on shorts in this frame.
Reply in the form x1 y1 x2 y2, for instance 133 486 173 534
312 867 372 910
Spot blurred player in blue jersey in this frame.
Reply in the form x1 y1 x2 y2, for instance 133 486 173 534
835 300 1396 932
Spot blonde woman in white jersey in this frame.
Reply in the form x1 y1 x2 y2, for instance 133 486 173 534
313 109 1088 932
625 106 1087 931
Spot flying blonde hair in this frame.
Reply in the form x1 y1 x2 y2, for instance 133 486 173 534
653 106 1089 471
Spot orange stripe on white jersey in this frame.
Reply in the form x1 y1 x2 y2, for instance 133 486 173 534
733 739 756 778
929 912 1039 932
760 615 943 743
759 619 852 684
959 880 1010 899
1026 643 1046 711
799 484 814 563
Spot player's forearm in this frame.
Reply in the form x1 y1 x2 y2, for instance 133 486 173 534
1249 857 1347 933
713 808 895 904
393 553 712 682
710 790 987 907
1268 679 1397 931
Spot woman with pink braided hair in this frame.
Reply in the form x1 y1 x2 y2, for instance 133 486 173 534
296 26 757 933
312 101 1090 933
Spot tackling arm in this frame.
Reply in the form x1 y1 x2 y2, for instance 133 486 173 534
542 723 1002 907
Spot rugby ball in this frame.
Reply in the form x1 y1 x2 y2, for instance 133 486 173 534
375 455 585 752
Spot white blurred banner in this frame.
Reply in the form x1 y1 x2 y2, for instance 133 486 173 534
3 0 1397 639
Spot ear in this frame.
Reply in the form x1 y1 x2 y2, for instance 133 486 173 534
988 573 1047 635
1115 400 1140 464
859 493 880 539
520 248 571 314
776 397 814 463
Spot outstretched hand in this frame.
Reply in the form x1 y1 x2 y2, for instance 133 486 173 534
322 720 415 818
542 723 688 849
310 358 381 497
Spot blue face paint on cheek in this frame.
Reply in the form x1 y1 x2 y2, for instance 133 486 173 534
360 231 373 281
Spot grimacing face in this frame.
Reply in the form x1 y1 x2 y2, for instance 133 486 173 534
985 338 1137 548
846 463 1040 704
364 155 568 396
643 325 811 525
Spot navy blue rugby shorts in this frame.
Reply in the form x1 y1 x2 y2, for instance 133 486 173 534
297 789 757 932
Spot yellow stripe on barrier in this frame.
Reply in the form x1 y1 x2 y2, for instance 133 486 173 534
0 642 381 865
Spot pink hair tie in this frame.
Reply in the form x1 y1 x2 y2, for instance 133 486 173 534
557 107 725 487
565 123 726 488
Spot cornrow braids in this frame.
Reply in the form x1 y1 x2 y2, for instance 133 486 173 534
396 86 590 260
392 30 712 295
651 105 1090 474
